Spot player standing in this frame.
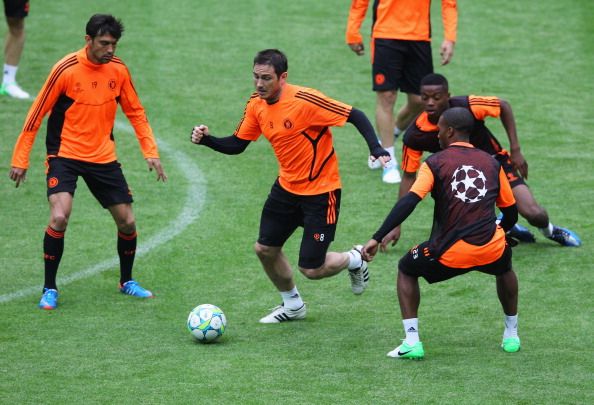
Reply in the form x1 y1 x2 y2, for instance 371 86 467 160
9 14 167 310
346 0 458 183
362 107 521 359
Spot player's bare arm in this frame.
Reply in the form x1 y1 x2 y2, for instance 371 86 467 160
146 158 167 182
499 99 528 179
8 167 27 188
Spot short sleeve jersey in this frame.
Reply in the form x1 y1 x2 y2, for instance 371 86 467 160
410 142 515 258
234 84 352 195
401 95 503 173
11 47 159 169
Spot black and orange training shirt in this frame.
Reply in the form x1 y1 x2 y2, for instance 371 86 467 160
346 0 458 44
234 84 352 196
11 47 159 169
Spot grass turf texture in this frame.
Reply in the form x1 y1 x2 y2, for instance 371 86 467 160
1 0 593 403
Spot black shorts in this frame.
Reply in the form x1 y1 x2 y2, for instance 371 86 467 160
258 180 341 269
372 38 433 94
46 157 133 208
3 0 29 18
494 151 526 188
398 241 512 284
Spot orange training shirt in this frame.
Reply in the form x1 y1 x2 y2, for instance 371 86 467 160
346 0 457 44
11 47 159 169
234 84 352 196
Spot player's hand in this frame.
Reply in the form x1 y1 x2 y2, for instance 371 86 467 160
8 167 27 188
361 239 379 262
440 40 455 65
370 146 391 168
348 43 365 56
146 158 167 182
190 125 210 144
510 150 528 179
380 225 401 252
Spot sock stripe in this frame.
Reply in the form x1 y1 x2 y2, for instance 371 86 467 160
118 231 137 240
46 227 65 239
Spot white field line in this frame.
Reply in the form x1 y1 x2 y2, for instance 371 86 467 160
0 121 205 304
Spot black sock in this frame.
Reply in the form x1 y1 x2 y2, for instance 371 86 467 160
43 227 64 290
118 231 137 284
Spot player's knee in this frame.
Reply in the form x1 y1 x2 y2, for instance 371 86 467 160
298 266 322 280
116 219 136 234
254 242 273 260
50 213 69 230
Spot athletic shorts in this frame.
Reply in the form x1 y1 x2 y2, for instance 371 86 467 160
371 38 433 94
258 180 341 269
398 241 512 284
3 0 29 18
494 151 526 188
46 157 133 208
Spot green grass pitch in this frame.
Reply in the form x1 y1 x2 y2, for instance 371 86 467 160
1 0 592 403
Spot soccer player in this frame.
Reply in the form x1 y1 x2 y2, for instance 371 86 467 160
346 0 457 184
8 14 167 310
362 107 521 359
381 73 581 249
1 0 30 99
190 49 390 323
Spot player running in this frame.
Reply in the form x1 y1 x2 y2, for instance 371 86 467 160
9 14 167 310
190 49 390 323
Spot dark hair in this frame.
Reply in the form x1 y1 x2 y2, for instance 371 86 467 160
86 14 124 39
441 107 474 133
253 49 288 77
420 73 449 91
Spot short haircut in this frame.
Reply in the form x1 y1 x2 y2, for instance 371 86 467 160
420 73 449 91
253 49 288 77
86 14 124 39
442 107 474 133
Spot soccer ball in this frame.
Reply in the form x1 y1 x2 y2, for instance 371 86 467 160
187 304 227 343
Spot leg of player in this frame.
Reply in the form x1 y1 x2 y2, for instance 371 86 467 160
39 192 72 310
393 92 423 138
255 242 306 323
108 203 153 298
1 17 30 99
375 91 401 183
387 269 424 359
496 269 520 353
298 245 369 295
513 184 581 247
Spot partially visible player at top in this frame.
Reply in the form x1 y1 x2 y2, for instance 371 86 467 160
190 49 391 324
1 0 30 99
362 107 521 359
380 73 581 249
346 0 457 184
9 14 167 310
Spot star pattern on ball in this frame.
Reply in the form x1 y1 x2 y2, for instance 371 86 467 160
450 165 488 203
